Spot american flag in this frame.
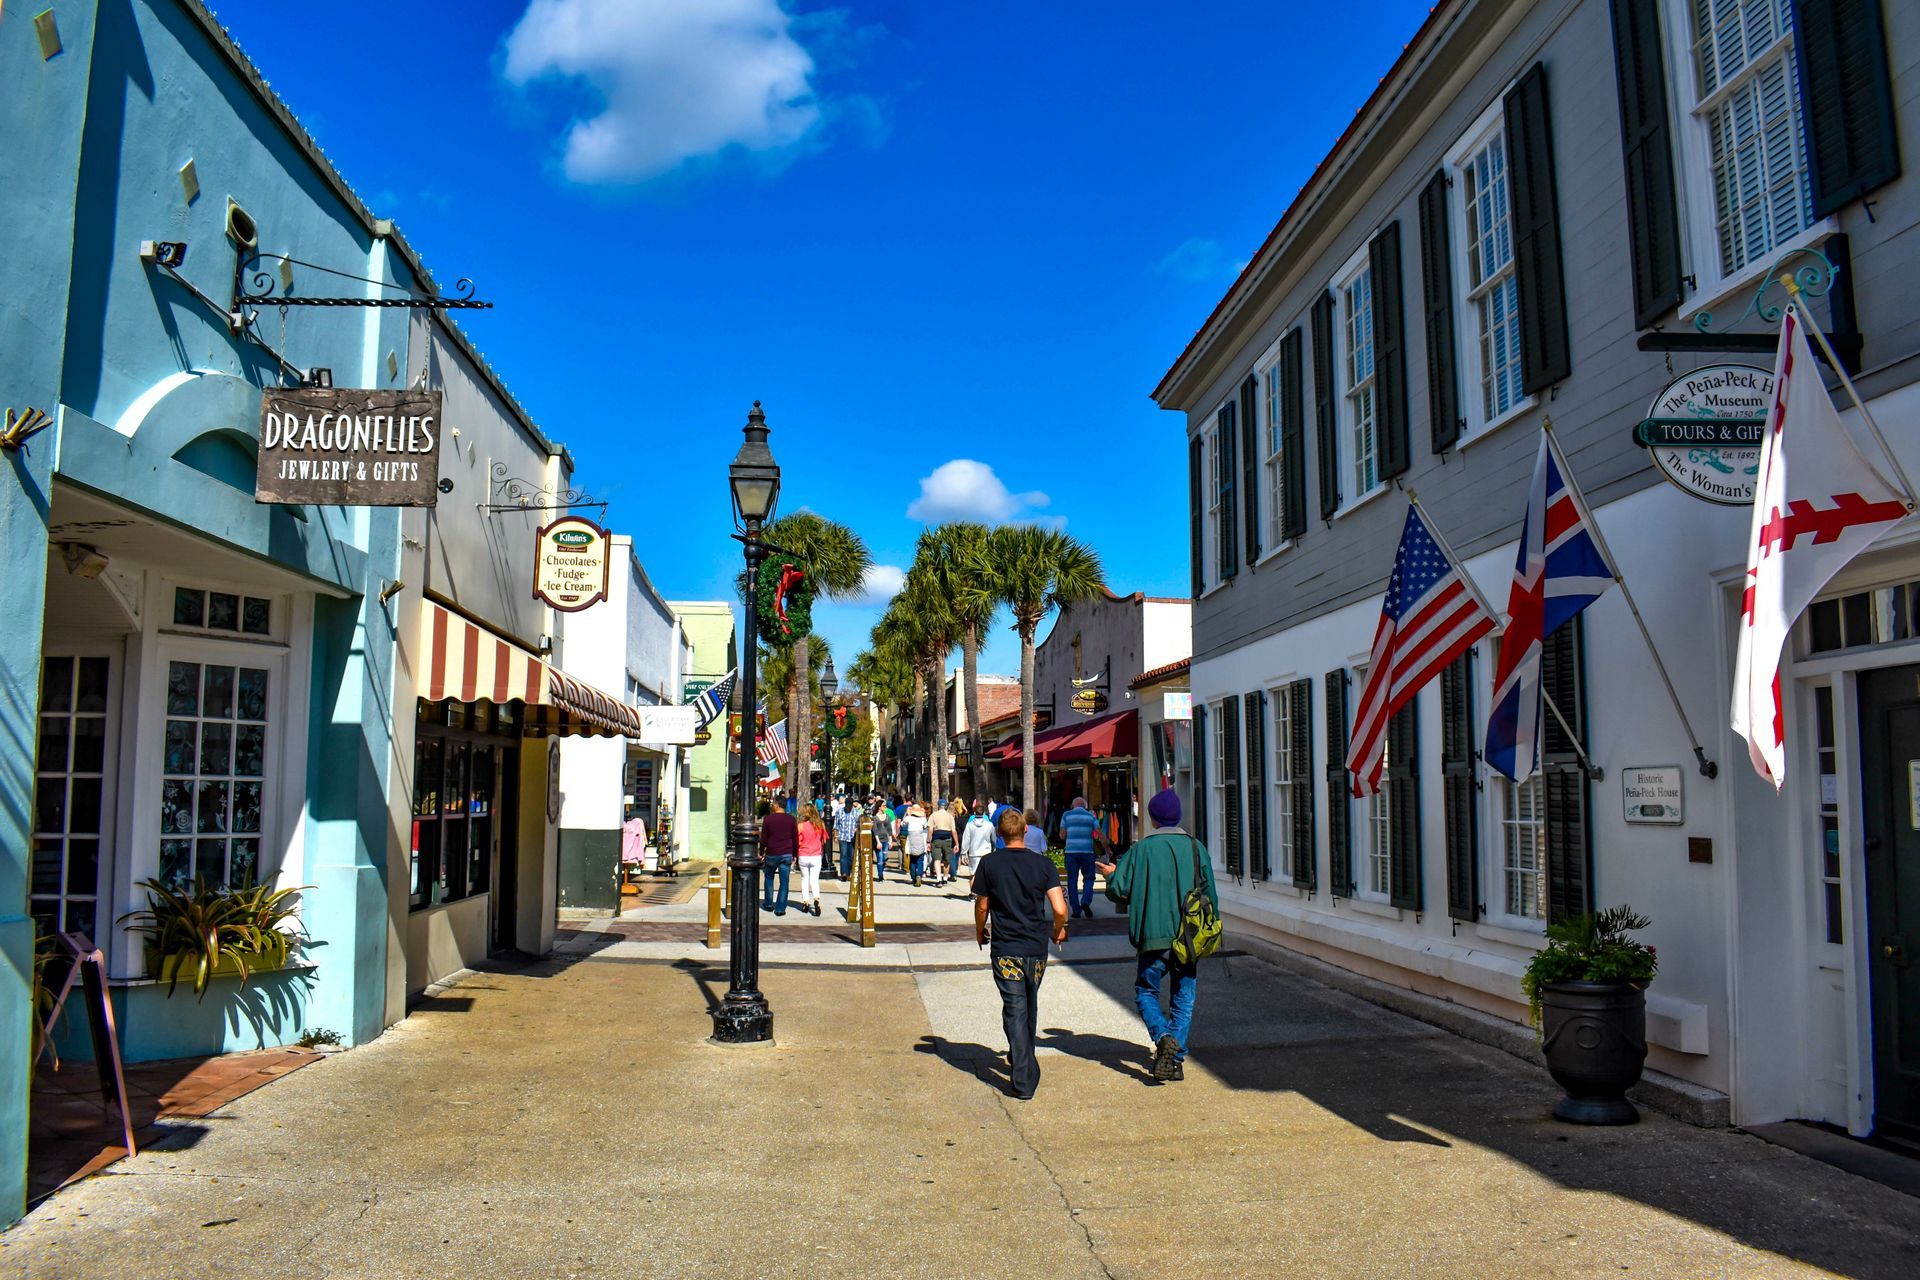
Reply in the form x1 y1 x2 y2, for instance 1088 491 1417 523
1347 503 1497 796
687 668 736 727
1484 432 1616 782
757 718 790 767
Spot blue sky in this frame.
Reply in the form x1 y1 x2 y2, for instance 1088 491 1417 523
217 0 1434 679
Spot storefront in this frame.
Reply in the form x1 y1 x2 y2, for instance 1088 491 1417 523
989 709 1141 850
1133 658 1194 817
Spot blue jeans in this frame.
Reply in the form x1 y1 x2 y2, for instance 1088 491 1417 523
839 839 855 878
910 853 927 881
1134 951 1198 1063
1065 850 1098 911
762 856 792 913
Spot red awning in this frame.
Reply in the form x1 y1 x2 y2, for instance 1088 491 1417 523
987 709 1137 769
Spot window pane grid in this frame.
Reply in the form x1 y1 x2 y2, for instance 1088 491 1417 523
1263 362 1286 541
1344 269 1377 496
1691 0 1809 275
161 659 268 891
1271 687 1294 870
1368 730 1390 895
31 656 109 940
1501 776 1547 919
1813 684 1842 945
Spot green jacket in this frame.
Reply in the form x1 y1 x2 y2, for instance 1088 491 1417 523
1105 827 1218 954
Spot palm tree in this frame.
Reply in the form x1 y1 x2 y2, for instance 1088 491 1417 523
897 566 960 800
848 647 908 789
917 523 997 802
761 633 831 786
758 512 871 811
871 607 928 797
989 525 1106 810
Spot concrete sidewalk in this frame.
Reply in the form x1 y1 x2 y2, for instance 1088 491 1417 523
7 931 1920 1277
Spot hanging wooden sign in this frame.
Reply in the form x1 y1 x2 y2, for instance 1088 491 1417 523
533 516 611 612
256 387 442 506
1071 688 1109 716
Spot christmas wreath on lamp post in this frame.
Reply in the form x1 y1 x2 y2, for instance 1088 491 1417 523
756 556 813 641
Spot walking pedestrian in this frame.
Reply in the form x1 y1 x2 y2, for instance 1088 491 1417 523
833 797 860 880
958 799 994 877
869 795 891 880
794 803 826 916
903 801 930 886
1023 808 1047 860
1059 797 1108 919
973 807 1069 1100
759 799 799 917
1096 788 1218 1082
991 795 1018 847
928 798 957 887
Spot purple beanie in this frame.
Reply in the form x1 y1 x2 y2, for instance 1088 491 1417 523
1148 788 1182 827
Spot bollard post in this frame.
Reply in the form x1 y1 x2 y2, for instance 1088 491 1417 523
860 820 876 948
706 867 723 948
851 816 871 924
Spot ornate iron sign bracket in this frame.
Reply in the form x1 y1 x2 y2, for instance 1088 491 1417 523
482 461 607 517
234 252 494 313
1636 240 1862 372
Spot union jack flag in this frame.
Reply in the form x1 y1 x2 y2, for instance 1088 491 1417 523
687 668 736 727
1484 432 1616 782
1346 503 1498 796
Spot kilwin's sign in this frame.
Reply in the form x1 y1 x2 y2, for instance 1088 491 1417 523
1635 364 1772 506
257 387 441 506
533 516 611 612
1070 688 1109 716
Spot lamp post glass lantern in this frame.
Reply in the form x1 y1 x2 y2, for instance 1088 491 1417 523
715 402 780 1044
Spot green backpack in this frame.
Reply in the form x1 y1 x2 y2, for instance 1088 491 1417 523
1171 836 1223 966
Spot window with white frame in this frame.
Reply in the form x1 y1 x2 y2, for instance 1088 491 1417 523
1685 0 1812 277
1368 727 1392 897
1270 683 1296 874
1498 775 1548 921
32 655 113 942
1211 700 1229 839
1261 357 1286 548
1455 114 1526 427
1338 255 1379 499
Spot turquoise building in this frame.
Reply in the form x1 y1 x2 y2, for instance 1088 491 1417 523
0 0 459 1222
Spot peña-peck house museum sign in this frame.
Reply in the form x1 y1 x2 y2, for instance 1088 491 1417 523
1634 364 1773 507
256 387 443 506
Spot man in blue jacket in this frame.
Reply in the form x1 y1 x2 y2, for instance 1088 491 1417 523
1058 797 1109 920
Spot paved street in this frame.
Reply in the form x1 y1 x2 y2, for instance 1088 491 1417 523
6 880 1919 1279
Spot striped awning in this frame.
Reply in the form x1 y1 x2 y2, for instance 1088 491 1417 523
417 600 644 738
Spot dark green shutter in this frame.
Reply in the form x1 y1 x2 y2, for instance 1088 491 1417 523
1326 669 1353 897
1189 435 1204 596
1370 223 1411 480
1386 703 1422 910
1289 678 1316 889
1217 402 1239 580
1505 62 1572 394
1312 292 1340 519
1241 376 1262 562
1192 701 1208 844
1542 618 1591 923
1418 171 1461 451
1220 695 1242 876
1245 691 1270 880
1609 0 1684 329
1795 0 1901 218
1280 329 1308 540
1440 654 1479 921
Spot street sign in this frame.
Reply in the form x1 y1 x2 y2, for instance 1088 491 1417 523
533 516 611 612
1637 364 1772 506
638 705 699 745
256 387 442 506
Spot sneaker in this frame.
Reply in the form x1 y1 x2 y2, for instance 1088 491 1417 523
1168 1061 1185 1082
1151 1034 1179 1081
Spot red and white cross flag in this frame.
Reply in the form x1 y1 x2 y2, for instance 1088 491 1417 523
1732 303 1913 788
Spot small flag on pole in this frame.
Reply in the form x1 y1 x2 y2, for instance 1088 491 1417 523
688 668 737 727
1484 433 1616 782
757 718 790 767
1346 503 1498 796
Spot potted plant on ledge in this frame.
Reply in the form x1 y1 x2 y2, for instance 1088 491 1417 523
1521 906 1659 1125
121 878 309 1000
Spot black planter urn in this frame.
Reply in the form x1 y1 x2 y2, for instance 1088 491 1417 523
1539 981 1647 1125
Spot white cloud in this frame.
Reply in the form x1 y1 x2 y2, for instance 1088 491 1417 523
853 563 906 604
1156 237 1242 284
906 460 1053 526
503 0 824 182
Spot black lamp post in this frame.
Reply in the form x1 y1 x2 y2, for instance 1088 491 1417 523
715 401 780 1044
820 656 839 816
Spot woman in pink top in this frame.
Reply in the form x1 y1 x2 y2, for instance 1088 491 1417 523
795 803 827 916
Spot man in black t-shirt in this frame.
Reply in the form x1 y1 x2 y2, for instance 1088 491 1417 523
972 808 1068 1100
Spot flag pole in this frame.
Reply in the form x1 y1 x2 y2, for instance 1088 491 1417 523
1407 487 1601 781
1540 420 1718 778
1784 287 1919 510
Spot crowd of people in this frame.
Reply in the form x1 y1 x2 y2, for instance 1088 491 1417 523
750 783 1220 1100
